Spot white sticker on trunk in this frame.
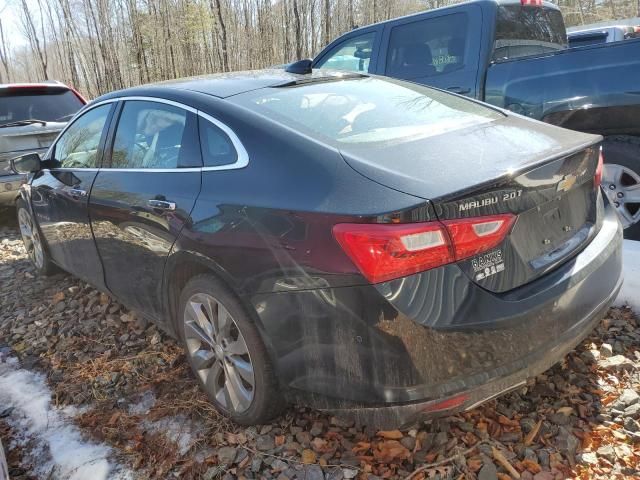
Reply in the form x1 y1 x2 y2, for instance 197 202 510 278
472 249 505 281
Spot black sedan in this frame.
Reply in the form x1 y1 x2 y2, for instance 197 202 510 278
12 70 623 427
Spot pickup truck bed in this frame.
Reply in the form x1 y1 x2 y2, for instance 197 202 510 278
485 38 640 137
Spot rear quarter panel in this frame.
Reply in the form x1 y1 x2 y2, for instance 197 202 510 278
484 38 640 136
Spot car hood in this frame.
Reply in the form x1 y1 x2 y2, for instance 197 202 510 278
338 114 601 202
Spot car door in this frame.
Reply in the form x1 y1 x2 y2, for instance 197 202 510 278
378 5 482 97
88 98 202 321
29 103 115 288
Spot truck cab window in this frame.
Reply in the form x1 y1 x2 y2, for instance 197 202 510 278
493 5 567 61
385 13 469 80
315 32 375 72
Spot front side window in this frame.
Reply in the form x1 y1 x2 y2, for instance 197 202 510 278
111 101 188 169
386 13 469 80
53 104 112 169
315 32 376 73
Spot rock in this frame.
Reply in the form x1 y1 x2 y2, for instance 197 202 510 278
434 431 448 447
625 403 640 419
342 469 358 479
256 435 275 451
612 389 640 410
400 436 416 451
251 457 262 473
600 343 614 358
234 447 249 465
478 460 498 480
295 431 312 446
598 355 635 371
578 452 598 465
216 446 237 466
303 465 325 480
326 468 344 480
624 417 639 432
555 427 579 458
310 421 323 437
533 473 554 480
597 445 616 463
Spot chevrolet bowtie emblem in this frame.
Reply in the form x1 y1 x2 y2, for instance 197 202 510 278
557 174 577 193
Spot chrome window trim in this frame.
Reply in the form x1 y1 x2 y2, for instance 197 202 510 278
49 96 249 173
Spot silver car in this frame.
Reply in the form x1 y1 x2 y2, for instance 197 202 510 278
0 438 7 480
0 81 85 206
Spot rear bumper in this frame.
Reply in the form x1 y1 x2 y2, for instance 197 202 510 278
248 203 623 427
0 173 24 206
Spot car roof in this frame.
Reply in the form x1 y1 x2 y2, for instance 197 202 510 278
0 81 70 90
96 69 366 100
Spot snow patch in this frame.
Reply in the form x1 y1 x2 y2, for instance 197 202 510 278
615 239 640 312
0 358 132 480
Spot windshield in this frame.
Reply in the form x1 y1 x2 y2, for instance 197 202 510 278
493 5 567 61
236 77 502 146
0 88 84 126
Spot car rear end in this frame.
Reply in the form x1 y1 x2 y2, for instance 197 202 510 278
233 75 623 427
0 83 85 206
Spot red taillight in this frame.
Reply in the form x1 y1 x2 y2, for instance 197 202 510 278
595 149 604 189
521 0 543 5
333 214 515 283
443 214 516 259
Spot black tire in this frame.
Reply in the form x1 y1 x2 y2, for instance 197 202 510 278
15 198 56 276
177 274 284 425
602 136 640 241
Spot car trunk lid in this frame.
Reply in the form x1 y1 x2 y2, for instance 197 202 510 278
339 115 603 292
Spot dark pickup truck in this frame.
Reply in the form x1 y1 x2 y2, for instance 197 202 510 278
312 0 640 237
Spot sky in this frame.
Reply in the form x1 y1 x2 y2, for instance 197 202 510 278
0 0 29 49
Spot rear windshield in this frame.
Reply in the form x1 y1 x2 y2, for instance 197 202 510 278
493 5 567 61
236 77 502 146
0 88 84 126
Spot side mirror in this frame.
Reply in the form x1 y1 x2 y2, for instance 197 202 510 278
11 152 42 174
285 59 313 74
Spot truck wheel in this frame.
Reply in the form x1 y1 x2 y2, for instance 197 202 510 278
602 137 640 240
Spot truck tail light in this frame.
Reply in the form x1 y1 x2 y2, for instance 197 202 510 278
595 149 604 189
333 214 515 283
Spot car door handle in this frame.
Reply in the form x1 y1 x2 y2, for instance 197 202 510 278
69 188 87 198
447 86 471 94
147 199 176 211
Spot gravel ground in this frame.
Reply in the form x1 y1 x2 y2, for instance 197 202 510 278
1 207 639 480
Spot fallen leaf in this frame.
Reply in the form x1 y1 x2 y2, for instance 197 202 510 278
301 449 316 464
521 459 542 474
492 446 520 479
524 420 542 446
52 291 65 304
376 429 404 440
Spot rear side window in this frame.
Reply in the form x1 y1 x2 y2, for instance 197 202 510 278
493 5 567 61
386 13 469 80
199 118 237 167
0 88 83 125
315 32 376 72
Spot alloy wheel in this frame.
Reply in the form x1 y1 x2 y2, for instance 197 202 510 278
603 163 640 229
17 207 44 269
183 293 255 413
